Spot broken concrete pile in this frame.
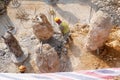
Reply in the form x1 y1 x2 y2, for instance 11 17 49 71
1 31 28 65
33 44 60 73
32 14 54 41
92 0 120 25
84 11 112 51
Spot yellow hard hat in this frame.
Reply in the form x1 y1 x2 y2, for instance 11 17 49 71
54 17 60 22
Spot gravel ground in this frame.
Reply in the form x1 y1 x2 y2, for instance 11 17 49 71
91 0 120 25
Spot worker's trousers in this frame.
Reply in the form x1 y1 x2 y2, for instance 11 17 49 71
63 32 69 42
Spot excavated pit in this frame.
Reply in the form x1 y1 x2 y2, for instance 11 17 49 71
0 0 120 73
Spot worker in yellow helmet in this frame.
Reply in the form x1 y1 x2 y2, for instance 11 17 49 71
54 17 70 43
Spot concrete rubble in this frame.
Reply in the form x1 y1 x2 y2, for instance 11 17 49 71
33 44 60 73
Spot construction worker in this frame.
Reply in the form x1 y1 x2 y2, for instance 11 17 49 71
54 17 71 43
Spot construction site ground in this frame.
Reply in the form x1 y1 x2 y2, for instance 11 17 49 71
0 0 120 73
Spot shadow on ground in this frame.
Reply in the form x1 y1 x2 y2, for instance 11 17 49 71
0 14 15 37
42 0 91 5
53 5 79 25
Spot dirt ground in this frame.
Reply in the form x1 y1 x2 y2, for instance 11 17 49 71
0 0 120 73
70 25 120 71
